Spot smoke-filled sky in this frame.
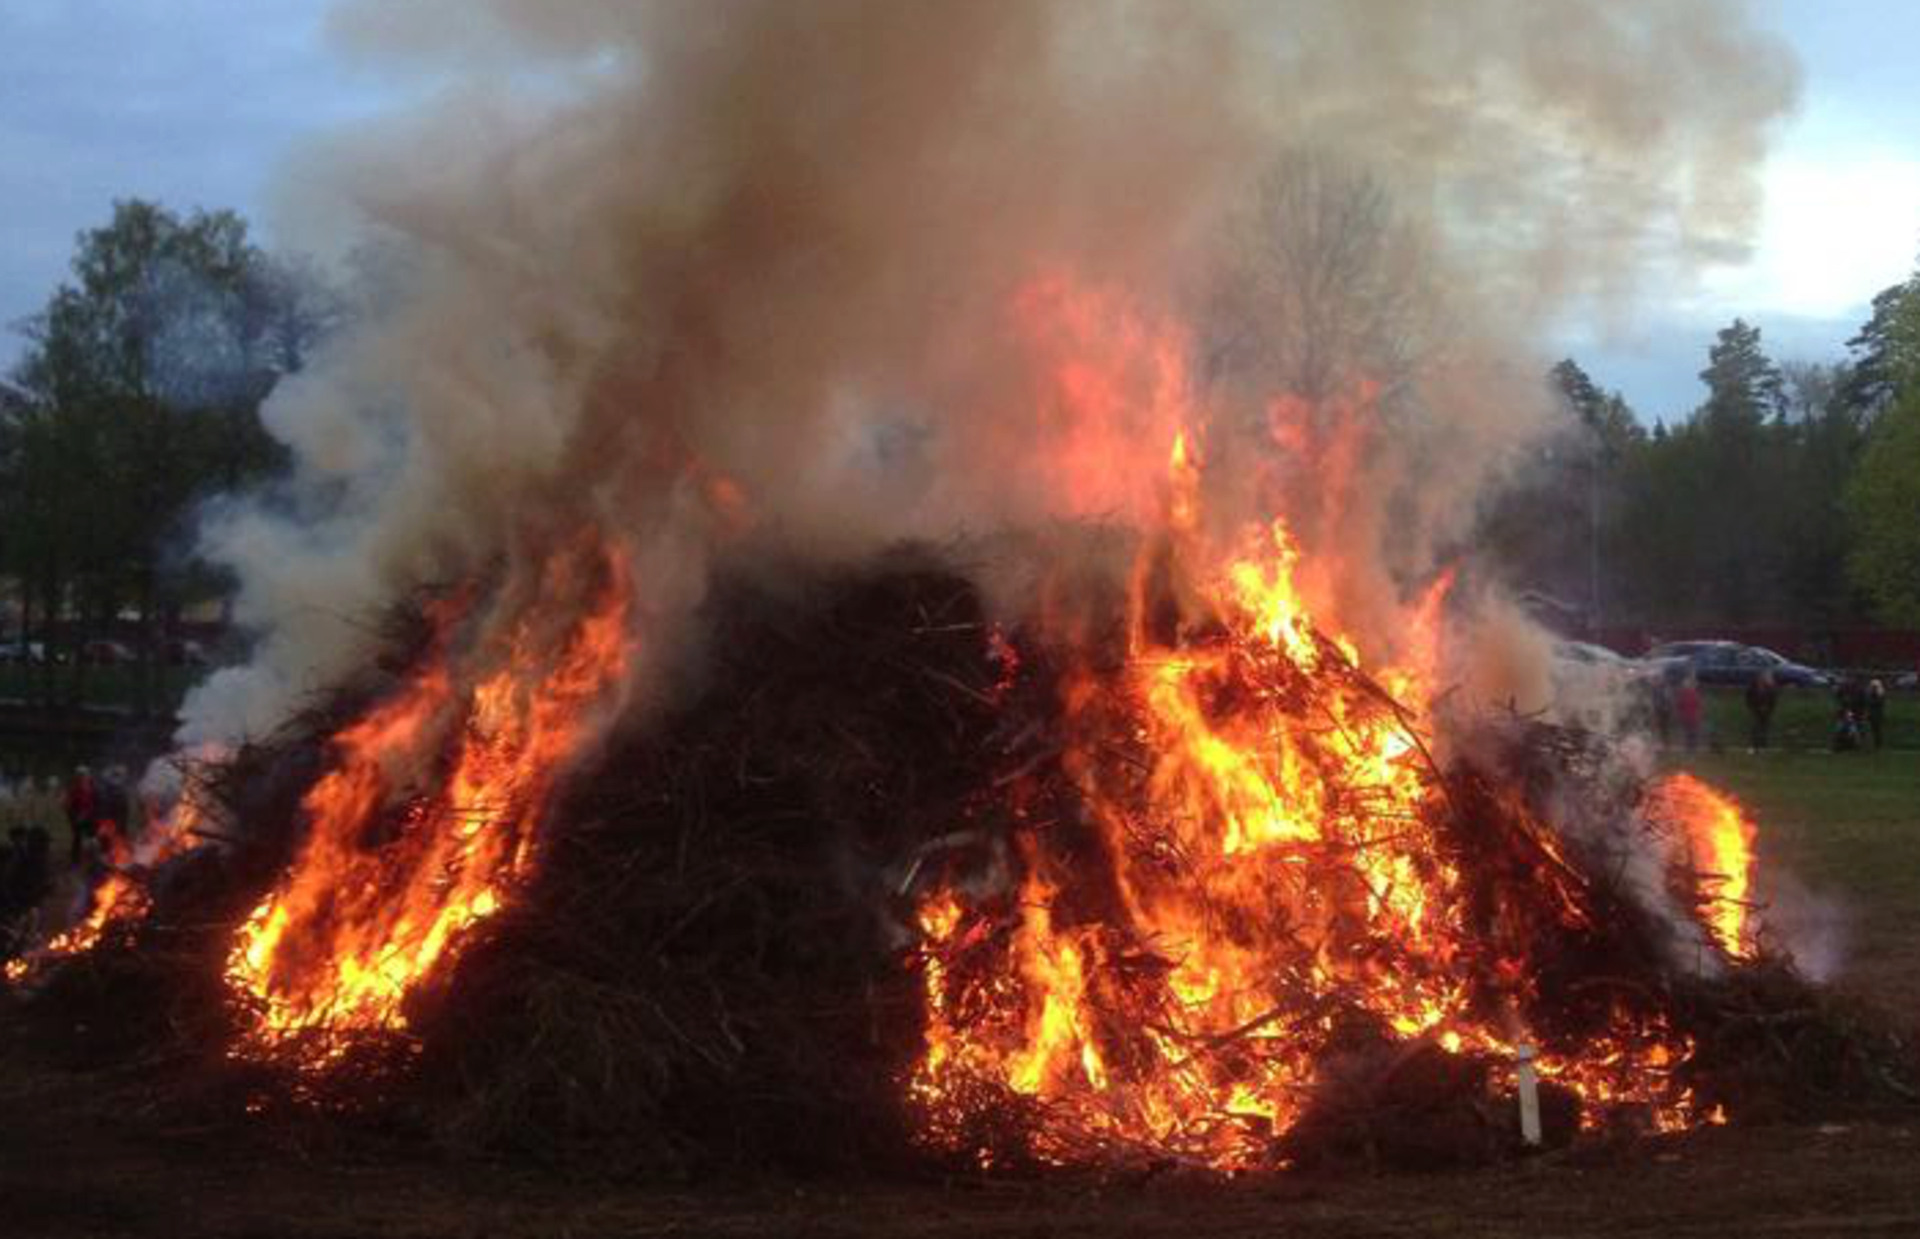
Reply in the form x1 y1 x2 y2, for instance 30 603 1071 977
0 0 1915 421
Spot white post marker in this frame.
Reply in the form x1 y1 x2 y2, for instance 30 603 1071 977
1516 1043 1542 1146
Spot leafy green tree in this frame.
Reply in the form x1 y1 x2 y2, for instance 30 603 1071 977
1775 361 1870 621
1846 394 1920 623
1846 280 1920 624
1 199 330 710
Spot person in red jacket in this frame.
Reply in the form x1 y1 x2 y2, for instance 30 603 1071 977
1674 674 1704 751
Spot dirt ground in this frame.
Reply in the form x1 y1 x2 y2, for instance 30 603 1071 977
1 1018 1915 1239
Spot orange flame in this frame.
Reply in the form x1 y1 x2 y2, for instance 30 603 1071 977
4 788 210 985
908 274 1750 1169
225 541 633 1065
1645 772 1760 960
913 490 1724 1163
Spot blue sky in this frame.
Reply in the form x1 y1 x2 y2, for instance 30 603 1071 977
0 1 400 368
2 1 1917 419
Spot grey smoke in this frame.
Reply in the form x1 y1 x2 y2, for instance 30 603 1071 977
180 0 1799 744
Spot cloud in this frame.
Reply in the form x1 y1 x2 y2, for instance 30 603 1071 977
1697 135 1920 320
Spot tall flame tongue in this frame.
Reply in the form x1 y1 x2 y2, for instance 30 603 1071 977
909 275 1754 1171
1644 772 1760 961
915 511 1473 1168
226 541 633 1066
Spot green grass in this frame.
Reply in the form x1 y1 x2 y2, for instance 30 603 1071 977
0 779 65 839
1676 749 1920 899
1695 684 1919 751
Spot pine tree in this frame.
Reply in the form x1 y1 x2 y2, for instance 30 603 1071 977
1698 318 1784 430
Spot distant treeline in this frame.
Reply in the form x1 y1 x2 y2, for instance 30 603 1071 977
4 196 1919 713
1484 280 1920 635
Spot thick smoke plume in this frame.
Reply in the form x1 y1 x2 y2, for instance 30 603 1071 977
184 0 1797 743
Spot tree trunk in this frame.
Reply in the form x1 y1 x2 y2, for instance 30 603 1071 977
137 563 157 719
65 589 91 712
36 569 58 710
15 579 30 703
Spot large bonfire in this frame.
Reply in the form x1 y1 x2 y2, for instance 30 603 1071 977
906 500 1760 1171
4 271 1852 1179
899 322 1764 1168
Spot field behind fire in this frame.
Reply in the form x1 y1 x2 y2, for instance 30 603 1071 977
4 752 1914 1239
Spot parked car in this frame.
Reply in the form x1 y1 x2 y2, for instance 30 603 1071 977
1644 640 1831 689
79 639 136 666
1895 670 1918 691
1552 640 1625 668
163 637 211 666
0 640 46 664
1553 640 1678 683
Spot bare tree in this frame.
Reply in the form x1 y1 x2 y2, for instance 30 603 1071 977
1203 149 1434 433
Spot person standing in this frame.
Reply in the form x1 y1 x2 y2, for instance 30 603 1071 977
96 765 127 842
1834 678 1868 752
0 829 21 920
1675 674 1704 751
63 766 98 866
1744 669 1779 750
1866 679 1888 751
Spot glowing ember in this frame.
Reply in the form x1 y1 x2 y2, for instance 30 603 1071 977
225 541 633 1066
1645 772 1760 960
4 879 152 987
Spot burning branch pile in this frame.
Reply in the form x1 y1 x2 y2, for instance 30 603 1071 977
895 515 1873 1173
1 0 1877 1186
224 540 633 1069
0 272 1908 1177
5 531 1912 1177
